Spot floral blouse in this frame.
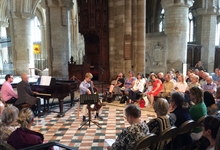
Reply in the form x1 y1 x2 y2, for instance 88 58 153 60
111 121 149 150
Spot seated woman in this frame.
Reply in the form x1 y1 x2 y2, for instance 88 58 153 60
169 92 192 149
146 73 163 107
202 115 220 150
147 98 174 150
107 104 149 150
108 73 125 97
189 86 207 141
0 106 19 141
128 72 146 104
7 108 52 149
123 71 136 94
175 74 188 93
204 91 220 115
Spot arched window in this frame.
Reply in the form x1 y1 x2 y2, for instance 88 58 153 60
215 22 220 46
188 12 194 42
159 9 164 32
31 16 41 43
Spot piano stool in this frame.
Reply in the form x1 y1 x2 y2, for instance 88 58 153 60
15 103 32 110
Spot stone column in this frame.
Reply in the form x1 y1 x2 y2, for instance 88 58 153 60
10 16 34 75
194 1 218 72
41 0 73 78
161 0 193 71
108 0 125 78
135 0 146 73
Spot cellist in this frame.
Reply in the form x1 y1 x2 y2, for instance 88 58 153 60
79 72 103 123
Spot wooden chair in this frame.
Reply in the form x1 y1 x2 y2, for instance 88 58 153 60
191 115 207 133
178 120 195 135
0 140 15 150
154 126 178 150
134 133 157 150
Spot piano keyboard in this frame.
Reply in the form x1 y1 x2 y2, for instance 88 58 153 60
36 93 52 97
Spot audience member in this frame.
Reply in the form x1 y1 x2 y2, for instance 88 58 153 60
169 92 193 149
146 73 162 107
212 68 219 83
147 98 174 150
107 104 149 150
186 69 193 82
195 61 205 71
0 106 19 141
1 74 18 104
200 72 209 87
0 100 4 116
203 91 220 115
7 108 52 149
158 72 165 83
108 73 124 97
202 116 220 150
123 71 136 94
189 86 207 141
215 123 220 150
188 74 200 89
202 76 216 95
158 74 175 98
15 74 42 116
175 74 188 93
128 72 145 104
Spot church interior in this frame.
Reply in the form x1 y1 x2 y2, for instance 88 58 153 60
0 0 220 149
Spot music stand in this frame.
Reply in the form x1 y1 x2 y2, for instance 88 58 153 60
78 94 101 130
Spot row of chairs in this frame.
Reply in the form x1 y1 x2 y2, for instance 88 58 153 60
134 116 206 150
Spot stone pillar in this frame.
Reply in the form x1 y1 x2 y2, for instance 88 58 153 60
135 0 146 73
194 1 218 72
108 0 125 78
161 0 193 71
41 0 73 78
124 0 132 73
11 17 34 75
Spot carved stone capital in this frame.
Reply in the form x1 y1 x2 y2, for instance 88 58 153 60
193 0 219 16
40 0 73 10
161 0 193 9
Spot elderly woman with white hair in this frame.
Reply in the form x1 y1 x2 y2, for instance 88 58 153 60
202 76 217 95
0 106 19 141
147 98 174 150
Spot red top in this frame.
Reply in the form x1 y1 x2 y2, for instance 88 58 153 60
148 79 162 96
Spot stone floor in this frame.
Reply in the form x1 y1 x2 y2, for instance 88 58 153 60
31 94 156 150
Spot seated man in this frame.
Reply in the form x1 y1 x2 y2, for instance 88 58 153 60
202 76 216 95
1 74 18 104
158 74 175 98
15 74 42 116
108 73 124 96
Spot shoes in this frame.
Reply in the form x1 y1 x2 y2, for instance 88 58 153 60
82 116 86 122
95 115 103 120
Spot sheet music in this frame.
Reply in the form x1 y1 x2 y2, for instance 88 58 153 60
40 76 51 86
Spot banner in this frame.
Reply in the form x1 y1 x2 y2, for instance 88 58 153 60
33 44 40 54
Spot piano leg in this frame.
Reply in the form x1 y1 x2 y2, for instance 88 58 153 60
43 98 50 113
58 98 64 117
70 90 75 107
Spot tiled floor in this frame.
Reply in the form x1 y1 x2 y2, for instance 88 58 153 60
31 95 156 150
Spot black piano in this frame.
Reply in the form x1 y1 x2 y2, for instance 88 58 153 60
31 78 78 117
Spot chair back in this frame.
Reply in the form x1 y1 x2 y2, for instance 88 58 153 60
134 133 157 150
153 126 178 150
0 140 15 150
191 115 206 132
178 120 195 135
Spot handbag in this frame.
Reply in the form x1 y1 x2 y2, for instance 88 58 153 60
120 95 128 104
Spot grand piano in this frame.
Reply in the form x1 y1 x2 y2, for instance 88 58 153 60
31 78 78 117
